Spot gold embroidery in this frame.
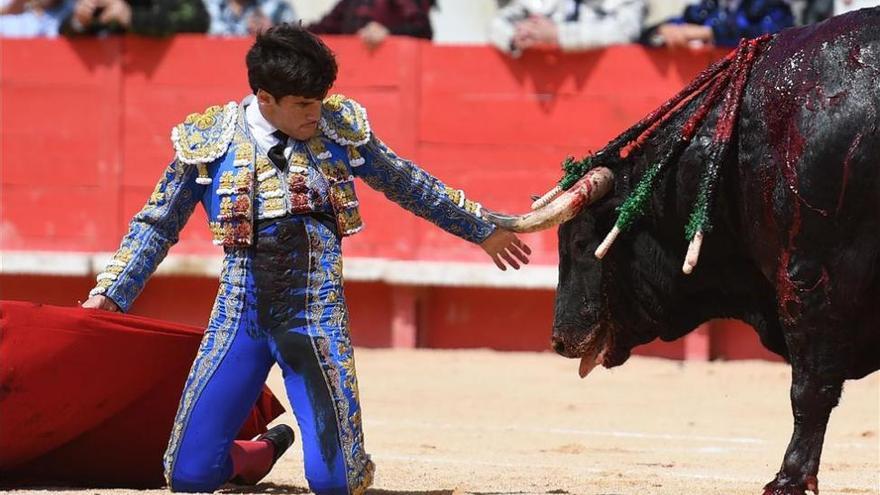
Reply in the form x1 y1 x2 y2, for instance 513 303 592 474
209 221 225 243
258 176 282 194
307 137 332 159
217 171 235 193
290 149 309 168
105 264 124 275
219 197 234 219
184 105 221 130
202 110 258 248
319 94 371 147
464 199 482 216
330 181 358 210
256 156 272 174
305 225 372 493
195 163 211 184
164 256 247 483
347 146 365 167
319 160 350 183
233 168 251 193
113 248 133 264
337 209 364 235
444 186 465 207
262 197 285 212
148 187 164 205
91 247 135 293
172 102 238 165
235 142 254 161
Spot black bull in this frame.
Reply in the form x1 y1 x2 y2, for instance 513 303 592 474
488 8 879 495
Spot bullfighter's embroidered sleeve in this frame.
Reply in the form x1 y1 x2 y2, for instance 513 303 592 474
321 94 496 243
88 160 204 312
87 103 235 311
356 136 496 243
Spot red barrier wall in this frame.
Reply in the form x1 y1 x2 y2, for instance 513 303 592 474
0 37 779 361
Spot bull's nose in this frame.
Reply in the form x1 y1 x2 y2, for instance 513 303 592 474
551 337 566 355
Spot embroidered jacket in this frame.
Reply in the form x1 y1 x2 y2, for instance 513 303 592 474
90 95 496 311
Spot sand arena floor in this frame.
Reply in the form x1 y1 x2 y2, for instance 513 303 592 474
6 349 879 495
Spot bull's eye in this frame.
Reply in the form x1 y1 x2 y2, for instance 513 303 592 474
572 235 591 252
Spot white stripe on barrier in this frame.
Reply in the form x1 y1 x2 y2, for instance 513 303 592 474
0 251 558 289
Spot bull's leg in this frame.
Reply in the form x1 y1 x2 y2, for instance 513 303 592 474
763 309 846 495
763 364 843 494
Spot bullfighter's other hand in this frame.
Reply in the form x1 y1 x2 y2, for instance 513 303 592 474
72 0 102 29
481 228 531 271
97 0 132 28
82 295 120 312
656 23 714 50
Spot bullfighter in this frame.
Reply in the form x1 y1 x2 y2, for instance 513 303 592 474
82 24 530 495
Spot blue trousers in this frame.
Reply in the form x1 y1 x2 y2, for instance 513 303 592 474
163 216 373 494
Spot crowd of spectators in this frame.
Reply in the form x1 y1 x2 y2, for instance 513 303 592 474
205 0 296 36
0 0 439 40
0 0 877 50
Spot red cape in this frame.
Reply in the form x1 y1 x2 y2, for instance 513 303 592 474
0 300 285 488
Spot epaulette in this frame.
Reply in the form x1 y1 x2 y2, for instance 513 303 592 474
319 94 371 147
171 102 238 184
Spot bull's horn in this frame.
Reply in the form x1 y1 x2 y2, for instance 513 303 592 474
485 167 614 233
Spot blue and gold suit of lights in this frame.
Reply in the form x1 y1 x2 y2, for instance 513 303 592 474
89 95 496 494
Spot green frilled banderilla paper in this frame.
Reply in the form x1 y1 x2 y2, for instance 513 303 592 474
558 155 595 191
558 148 665 233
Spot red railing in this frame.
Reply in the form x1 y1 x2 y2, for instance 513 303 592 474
3 36 782 360
1 35 722 265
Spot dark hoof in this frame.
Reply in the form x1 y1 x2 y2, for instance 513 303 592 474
763 474 819 495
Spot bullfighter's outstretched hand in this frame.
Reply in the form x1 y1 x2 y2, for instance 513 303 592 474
481 228 531 271
82 295 120 312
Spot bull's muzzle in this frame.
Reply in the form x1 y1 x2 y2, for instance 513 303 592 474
551 335 567 356
485 167 614 233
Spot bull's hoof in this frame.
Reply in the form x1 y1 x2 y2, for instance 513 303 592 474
763 485 808 495
763 474 819 495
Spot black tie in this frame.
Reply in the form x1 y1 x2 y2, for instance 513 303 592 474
268 130 289 172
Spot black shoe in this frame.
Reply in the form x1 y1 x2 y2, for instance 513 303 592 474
230 424 295 485
260 424 295 464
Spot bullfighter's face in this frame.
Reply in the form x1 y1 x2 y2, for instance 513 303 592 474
257 90 323 141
